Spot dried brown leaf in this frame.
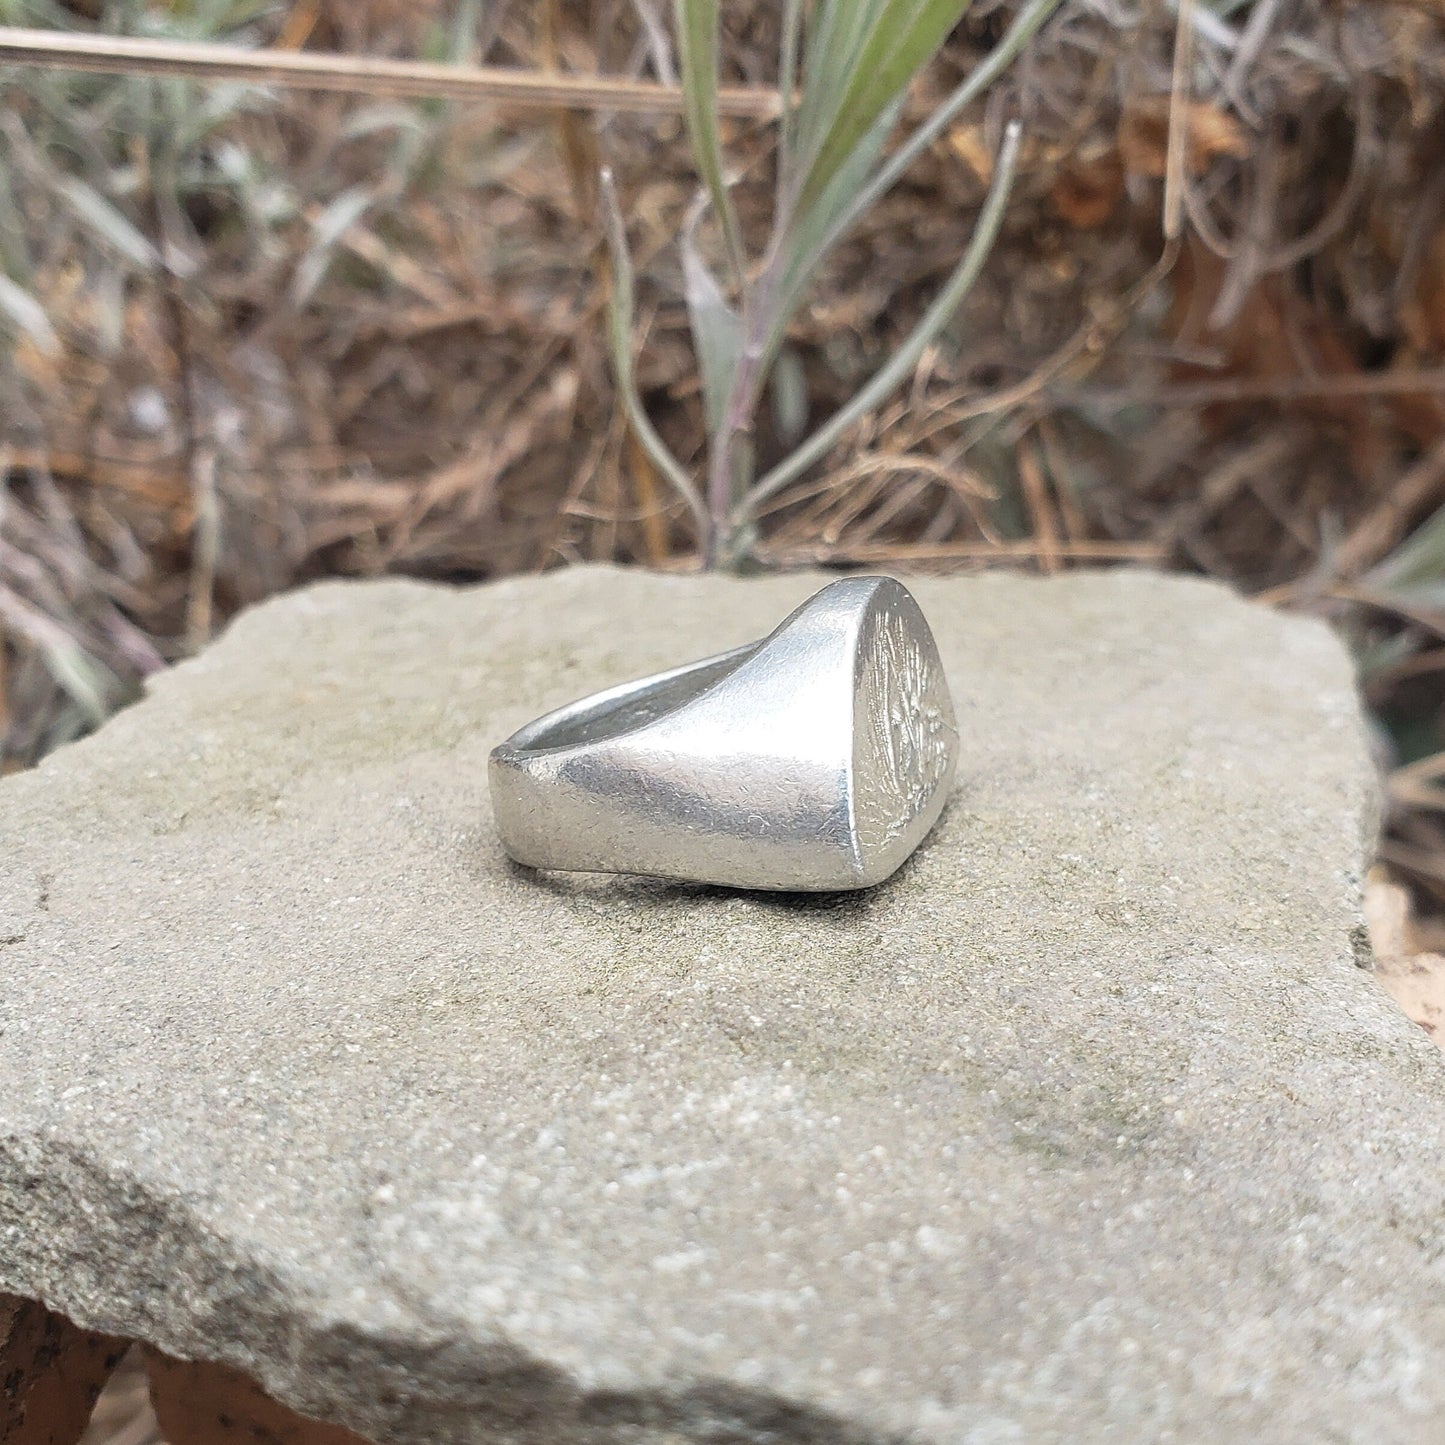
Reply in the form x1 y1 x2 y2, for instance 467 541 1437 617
1 1294 126 1445
1049 148 1125 229
1118 97 1249 180
1365 872 1445 1047
144 1350 373 1445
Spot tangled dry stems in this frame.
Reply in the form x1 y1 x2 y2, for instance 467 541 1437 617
3 7 1445 1437
1 0 1445 899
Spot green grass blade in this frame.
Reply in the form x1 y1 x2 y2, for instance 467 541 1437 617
777 96 901 324
787 0 1061 318
798 0 974 216
682 208 742 436
1366 499 1445 605
788 0 882 200
844 0 1059 230
776 0 804 190
599 168 711 542
672 0 745 285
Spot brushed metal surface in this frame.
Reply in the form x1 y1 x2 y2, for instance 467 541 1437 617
488 576 958 890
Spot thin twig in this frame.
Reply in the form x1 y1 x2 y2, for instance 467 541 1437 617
185 449 220 649
598 168 710 547
1391 754 1445 815
627 430 673 564
1223 0 1287 96
903 239 1183 449
1375 839 1445 894
0 26 780 116
1067 369 1445 410
759 539 1166 565
1036 417 1087 541
629 0 678 87
1163 0 1195 242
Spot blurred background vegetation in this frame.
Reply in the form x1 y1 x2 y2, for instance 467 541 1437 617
2 6 1443 1432
3 0 1445 920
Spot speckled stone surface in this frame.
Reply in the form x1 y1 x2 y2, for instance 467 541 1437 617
0 567 1437 1444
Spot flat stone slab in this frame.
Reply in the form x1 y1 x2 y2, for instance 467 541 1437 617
0 567 1439 1444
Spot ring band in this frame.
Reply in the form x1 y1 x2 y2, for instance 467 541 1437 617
489 576 958 891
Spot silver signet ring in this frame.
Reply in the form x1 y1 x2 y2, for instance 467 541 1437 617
488 576 959 891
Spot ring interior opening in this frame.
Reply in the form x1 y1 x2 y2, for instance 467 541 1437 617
521 644 758 750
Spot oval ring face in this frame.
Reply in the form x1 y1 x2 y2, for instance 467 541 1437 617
851 586 959 881
489 576 959 892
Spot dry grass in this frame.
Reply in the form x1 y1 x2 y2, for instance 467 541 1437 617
3 16 1445 1440
78 1349 159 1445
2 1 1445 864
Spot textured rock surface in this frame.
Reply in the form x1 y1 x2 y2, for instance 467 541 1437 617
0 567 1438 1444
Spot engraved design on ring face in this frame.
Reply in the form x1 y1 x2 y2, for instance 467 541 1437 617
854 602 955 849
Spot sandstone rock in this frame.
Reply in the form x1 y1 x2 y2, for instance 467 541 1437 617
0 567 1436 1444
